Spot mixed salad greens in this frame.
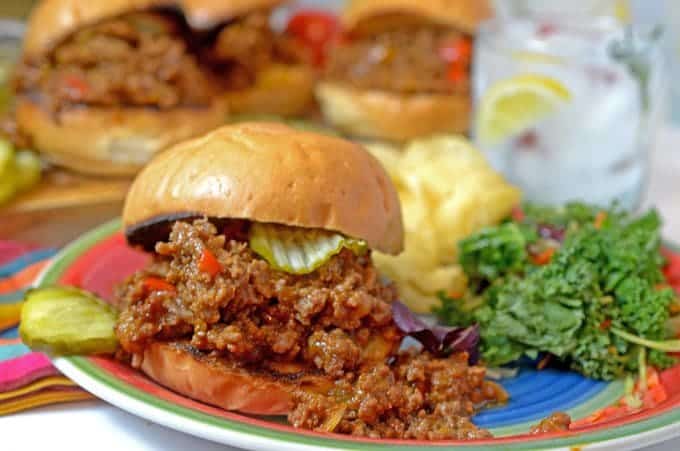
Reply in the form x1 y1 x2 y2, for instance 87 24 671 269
436 202 680 381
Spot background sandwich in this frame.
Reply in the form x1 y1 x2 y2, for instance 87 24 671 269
12 0 315 176
316 0 492 142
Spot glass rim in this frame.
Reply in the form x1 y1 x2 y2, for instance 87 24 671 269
476 16 663 64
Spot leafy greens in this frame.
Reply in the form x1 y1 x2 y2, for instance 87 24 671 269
435 203 678 380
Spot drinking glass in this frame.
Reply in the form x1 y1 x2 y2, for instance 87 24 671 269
472 16 665 209
492 0 631 22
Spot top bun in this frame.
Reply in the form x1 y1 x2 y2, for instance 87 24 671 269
23 0 287 56
122 122 404 254
342 0 492 34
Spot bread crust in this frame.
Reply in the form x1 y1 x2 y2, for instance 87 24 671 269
315 82 470 142
122 122 404 254
342 0 492 34
221 64 316 118
15 98 228 176
139 341 293 415
23 0 287 56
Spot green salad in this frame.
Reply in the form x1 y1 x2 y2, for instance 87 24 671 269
435 203 680 380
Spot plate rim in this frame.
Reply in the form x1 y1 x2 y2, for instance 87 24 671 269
40 218 680 451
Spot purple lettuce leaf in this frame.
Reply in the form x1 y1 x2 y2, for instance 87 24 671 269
392 301 480 364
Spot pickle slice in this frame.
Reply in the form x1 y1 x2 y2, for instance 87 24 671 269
249 223 367 275
0 139 13 172
0 171 16 204
0 140 16 204
14 150 42 191
20 286 118 356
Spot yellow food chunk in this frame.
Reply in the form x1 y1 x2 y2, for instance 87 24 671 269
368 135 520 313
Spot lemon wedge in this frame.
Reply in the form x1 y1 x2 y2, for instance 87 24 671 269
476 74 571 145
614 0 631 23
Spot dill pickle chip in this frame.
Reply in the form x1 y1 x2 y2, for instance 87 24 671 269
0 139 13 175
249 223 367 275
0 139 17 204
20 286 118 356
0 145 17 205
0 172 16 204
14 150 42 191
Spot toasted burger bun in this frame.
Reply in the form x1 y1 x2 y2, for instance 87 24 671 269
140 342 294 415
342 0 492 35
315 82 470 142
123 122 404 254
222 64 316 118
23 0 287 56
15 98 228 176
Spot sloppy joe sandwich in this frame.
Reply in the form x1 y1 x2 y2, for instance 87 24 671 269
12 0 315 176
114 122 505 438
317 0 492 142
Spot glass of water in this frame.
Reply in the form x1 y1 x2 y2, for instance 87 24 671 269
492 0 632 22
472 16 665 209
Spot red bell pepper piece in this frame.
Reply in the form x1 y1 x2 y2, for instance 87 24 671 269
143 277 175 293
199 248 221 277
286 11 340 67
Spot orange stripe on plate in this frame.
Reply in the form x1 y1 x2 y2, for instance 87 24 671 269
0 337 22 345
0 303 22 327
0 260 50 295
0 390 94 415
0 376 78 401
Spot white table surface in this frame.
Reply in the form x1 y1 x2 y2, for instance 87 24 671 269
3 128 680 451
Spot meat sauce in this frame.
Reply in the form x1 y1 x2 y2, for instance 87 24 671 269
529 412 572 434
325 24 472 95
14 10 307 112
115 219 507 439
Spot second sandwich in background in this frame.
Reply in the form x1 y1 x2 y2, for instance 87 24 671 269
11 0 316 176
316 0 492 142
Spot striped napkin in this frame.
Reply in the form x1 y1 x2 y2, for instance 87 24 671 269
0 241 93 415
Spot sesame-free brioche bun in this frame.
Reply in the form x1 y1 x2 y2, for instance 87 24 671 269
315 82 470 142
122 122 404 254
15 98 228 176
221 64 316 118
139 342 294 415
23 0 287 56
342 0 492 35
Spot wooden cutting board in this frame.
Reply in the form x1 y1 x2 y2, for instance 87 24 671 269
0 168 131 247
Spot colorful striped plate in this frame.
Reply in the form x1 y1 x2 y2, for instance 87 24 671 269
40 219 680 450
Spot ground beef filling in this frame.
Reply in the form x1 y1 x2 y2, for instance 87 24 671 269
115 219 399 373
115 219 506 439
290 351 506 439
529 412 572 434
203 11 309 91
325 26 471 95
15 11 218 111
14 10 306 112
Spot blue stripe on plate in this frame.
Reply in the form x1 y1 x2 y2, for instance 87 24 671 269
474 367 607 427
0 342 30 360
0 326 19 339
0 289 26 305
0 249 56 278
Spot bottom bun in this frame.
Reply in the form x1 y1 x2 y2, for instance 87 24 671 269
16 98 228 176
139 341 295 415
316 82 470 142
222 64 316 118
